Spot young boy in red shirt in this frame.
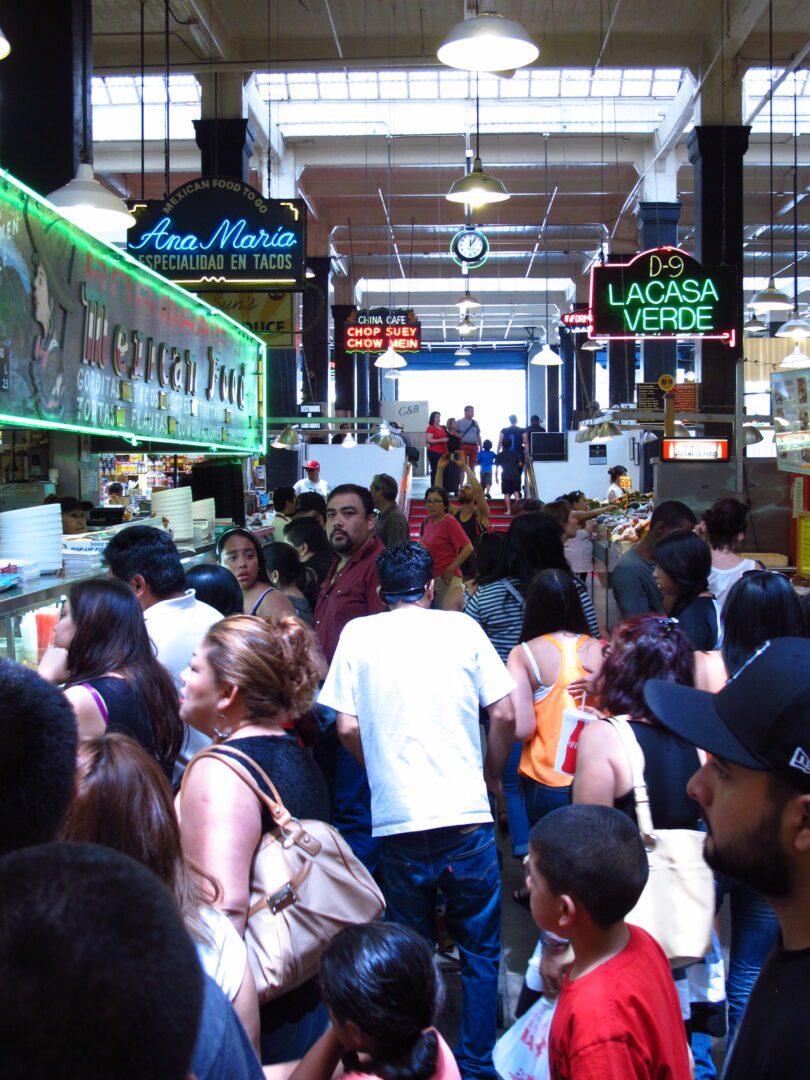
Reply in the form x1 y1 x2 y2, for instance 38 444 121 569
526 804 691 1080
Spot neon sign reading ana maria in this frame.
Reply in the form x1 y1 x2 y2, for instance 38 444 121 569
590 247 737 345
127 178 306 290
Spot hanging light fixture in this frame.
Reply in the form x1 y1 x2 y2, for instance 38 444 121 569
776 72 810 340
780 343 810 369
456 290 482 312
751 2 792 316
446 73 509 208
673 421 692 438
455 346 472 357
0 23 11 59
370 425 404 451
591 421 622 443
374 343 407 369
530 343 562 366
437 11 539 72
340 432 358 449
271 426 301 449
744 309 767 335
742 424 764 446
47 0 135 238
640 430 659 444
574 424 593 443
457 314 477 337
581 336 607 351
454 356 471 367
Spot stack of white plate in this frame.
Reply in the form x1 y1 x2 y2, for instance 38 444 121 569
0 503 63 573
151 487 194 541
192 498 216 527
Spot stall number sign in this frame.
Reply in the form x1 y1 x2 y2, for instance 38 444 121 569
662 438 729 462
590 247 736 343
343 308 421 354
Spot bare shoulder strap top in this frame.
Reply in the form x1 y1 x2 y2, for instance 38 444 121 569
250 586 277 615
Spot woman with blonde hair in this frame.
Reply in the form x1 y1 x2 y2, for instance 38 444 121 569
178 614 331 1065
61 732 259 1049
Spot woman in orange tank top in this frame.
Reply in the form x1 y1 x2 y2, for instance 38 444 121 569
507 569 604 829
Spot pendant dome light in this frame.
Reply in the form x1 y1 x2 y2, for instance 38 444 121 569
780 343 810 369
437 11 539 73
455 346 472 357
47 0 135 239
454 356 471 367
374 343 408 369
457 314 477 337
744 309 767 335
742 423 764 446
776 73 810 341
447 72 509 209
272 426 302 449
456 289 482 312
0 23 11 60
580 336 607 351
574 424 593 443
751 2 792 316
530 343 562 366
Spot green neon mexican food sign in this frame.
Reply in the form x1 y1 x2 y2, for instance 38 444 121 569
0 169 266 451
589 247 738 344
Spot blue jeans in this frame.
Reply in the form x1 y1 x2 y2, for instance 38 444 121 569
716 874 779 1041
503 741 530 858
381 824 501 1080
333 746 381 875
522 776 570 829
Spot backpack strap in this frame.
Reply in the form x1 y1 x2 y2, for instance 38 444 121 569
179 745 321 856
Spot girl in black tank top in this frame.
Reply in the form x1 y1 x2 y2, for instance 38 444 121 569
612 723 702 830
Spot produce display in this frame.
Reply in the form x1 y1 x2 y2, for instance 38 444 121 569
595 493 654 546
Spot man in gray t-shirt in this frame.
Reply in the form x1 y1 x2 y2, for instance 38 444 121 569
612 500 697 619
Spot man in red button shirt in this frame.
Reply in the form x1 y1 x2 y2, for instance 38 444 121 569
314 484 386 871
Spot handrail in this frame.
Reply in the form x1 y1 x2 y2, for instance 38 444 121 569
525 455 540 502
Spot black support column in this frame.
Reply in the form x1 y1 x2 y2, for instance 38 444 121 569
0 0 88 196
302 257 330 405
193 117 255 183
636 202 681 384
688 126 750 430
559 329 576 432
546 362 561 432
608 340 635 407
332 305 354 414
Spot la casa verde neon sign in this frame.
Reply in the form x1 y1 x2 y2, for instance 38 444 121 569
127 178 306 290
590 247 737 345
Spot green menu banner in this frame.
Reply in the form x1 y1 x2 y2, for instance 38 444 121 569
0 170 265 452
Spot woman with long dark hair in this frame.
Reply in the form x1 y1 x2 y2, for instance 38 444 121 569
509 569 604 828
286 922 459 1080
465 513 599 867
61 733 259 1049
263 541 317 626
40 577 183 777
185 563 244 616
653 528 721 650
217 527 293 619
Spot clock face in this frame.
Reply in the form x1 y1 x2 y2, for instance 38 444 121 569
451 228 489 267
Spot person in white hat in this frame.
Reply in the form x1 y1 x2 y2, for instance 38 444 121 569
294 460 331 498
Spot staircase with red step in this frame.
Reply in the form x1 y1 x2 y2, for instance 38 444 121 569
408 498 514 539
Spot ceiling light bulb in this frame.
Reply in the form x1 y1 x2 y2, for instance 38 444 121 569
776 310 810 341
457 315 476 337
374 343 407 369
750 276 792 314
446 157 510 208
437 12 539 72
0 23 10 60
456 291 481 312
47 163 136 239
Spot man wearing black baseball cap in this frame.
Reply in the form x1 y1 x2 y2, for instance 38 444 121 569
645 637 810 1079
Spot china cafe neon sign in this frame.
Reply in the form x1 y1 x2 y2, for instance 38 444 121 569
589 247 737 345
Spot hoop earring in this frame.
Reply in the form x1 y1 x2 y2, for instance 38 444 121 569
214 713 232 741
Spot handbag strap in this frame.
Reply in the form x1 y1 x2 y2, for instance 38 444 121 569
179 745 321 856
606 717 655 840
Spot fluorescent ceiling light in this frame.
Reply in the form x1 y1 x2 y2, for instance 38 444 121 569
437 12 539 73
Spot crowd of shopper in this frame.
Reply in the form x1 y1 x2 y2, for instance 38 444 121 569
3 483 809 1080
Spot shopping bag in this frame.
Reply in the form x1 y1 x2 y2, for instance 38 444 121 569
553 694 593 776
493 995 556 1080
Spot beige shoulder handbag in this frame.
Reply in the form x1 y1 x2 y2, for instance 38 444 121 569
607 717 714 968
180 745 385 1003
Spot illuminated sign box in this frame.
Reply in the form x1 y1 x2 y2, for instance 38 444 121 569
637 382 700 413
662 438 729 462
342 308 421 354
772 368 810 475
0 168 264 452
590 247 737 343
561 311 591 332
127 179 306 289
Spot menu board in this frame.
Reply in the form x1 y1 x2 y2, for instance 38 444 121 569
636 382 700 413
772 368 810 475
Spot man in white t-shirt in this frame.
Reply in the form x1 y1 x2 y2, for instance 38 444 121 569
319 541 515 1080
293 460 331 498
104 525 222 775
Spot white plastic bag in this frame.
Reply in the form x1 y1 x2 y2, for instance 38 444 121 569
492 995 556 1080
